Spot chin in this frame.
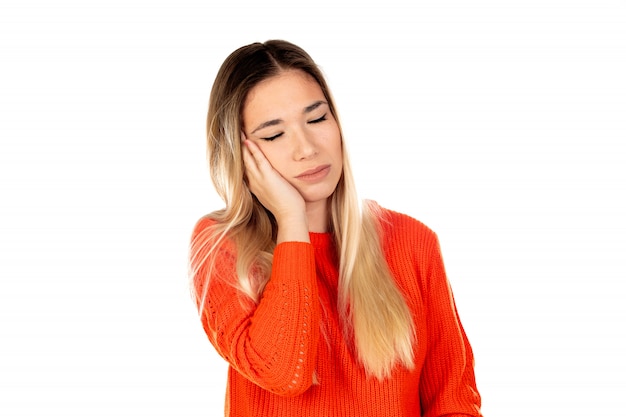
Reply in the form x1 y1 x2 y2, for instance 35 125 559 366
300 187 336 205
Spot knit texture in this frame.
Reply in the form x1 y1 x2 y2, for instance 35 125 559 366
191 207 482 417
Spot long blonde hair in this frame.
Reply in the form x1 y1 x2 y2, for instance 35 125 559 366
190 40 415 379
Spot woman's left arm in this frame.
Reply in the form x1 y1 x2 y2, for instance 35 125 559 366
418 234 483 417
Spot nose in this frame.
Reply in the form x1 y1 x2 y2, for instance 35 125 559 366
292 128 318 161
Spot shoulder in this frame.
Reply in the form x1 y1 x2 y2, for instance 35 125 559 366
190 215 219 251
190 211 230 245
368 201 438 246
191 214 217 238
189 212 236 259
366 201 443 273
367 202 445 295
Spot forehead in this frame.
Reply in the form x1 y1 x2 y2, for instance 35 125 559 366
243 70 325 119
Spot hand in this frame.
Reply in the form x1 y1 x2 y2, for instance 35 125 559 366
242 139 309 242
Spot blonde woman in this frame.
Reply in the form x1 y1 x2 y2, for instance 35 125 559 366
189 39 482 417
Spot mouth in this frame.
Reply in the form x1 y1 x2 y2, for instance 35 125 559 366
295 165 331 182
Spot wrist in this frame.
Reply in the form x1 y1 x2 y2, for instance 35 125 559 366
276 214 309 244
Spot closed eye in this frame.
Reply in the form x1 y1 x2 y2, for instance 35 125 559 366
261 132 283 141
308 114 327 124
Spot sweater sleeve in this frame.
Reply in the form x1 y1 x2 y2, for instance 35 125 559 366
419 232 482 417
191 220 320 397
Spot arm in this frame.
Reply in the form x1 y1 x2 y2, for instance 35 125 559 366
192 219 320 397
192 136 318 395
419 233 482 417
242 139 309 244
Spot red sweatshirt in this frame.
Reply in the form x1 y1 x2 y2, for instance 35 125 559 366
191 207 482 417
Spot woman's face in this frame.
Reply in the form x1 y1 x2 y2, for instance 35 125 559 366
242 70 343 208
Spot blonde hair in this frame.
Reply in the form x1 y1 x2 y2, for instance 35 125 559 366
190 40 415 379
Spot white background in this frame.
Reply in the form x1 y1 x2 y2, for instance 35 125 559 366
1 0 625 416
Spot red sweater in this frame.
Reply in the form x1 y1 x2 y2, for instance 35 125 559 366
191 208 482 417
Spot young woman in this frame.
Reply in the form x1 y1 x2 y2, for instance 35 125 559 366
189 39 482 417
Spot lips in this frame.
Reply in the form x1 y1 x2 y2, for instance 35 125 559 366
295 165 331 182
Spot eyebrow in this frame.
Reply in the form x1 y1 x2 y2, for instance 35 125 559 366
251 100 328 134
304 100 326 114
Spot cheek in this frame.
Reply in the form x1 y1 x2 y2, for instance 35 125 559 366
256 143 287 172
318 122 341 148
328 129 343 159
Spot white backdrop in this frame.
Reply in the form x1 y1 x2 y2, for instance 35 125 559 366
1 1 625 416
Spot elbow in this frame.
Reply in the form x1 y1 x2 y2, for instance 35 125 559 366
264 370 315 397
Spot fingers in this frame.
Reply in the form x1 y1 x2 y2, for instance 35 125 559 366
243 139 268 169
241 140 256 172
240 139 307 225
242 140 273 193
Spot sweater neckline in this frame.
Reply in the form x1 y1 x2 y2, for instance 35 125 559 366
309 231 333 248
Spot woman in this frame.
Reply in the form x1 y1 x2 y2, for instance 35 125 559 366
189 39 482 417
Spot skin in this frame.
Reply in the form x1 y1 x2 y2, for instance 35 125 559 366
241 69 343 243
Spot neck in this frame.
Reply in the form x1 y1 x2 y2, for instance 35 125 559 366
305 199 330 233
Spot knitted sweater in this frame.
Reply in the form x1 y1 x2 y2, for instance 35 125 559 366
191 207 482 417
